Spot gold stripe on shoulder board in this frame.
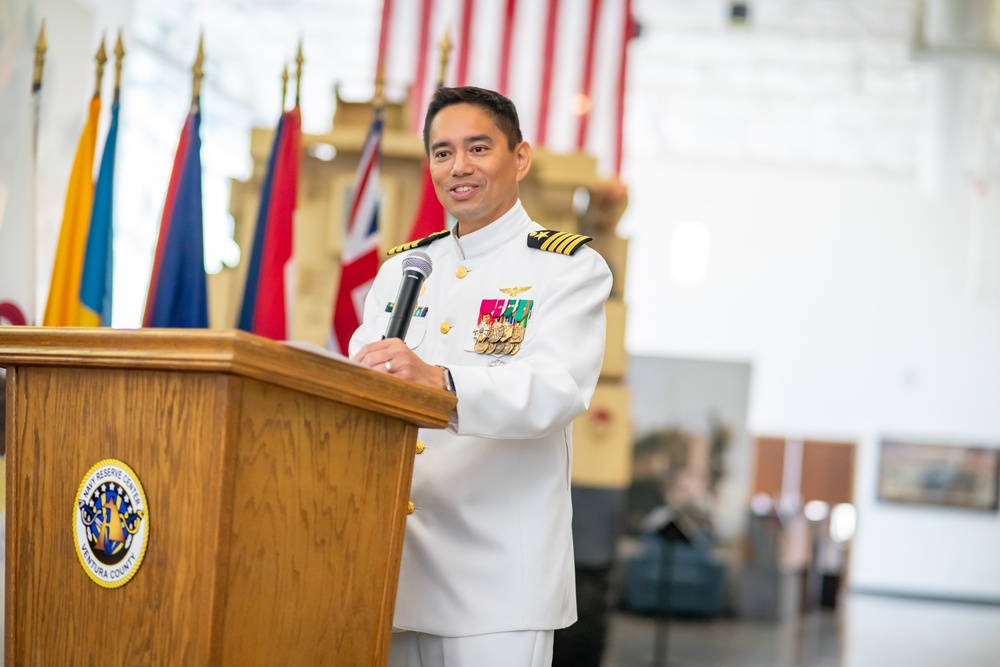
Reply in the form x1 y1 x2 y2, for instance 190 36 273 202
526 229 593 256
387 230 451 256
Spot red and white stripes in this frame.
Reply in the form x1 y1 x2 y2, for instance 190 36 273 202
380 0 633 176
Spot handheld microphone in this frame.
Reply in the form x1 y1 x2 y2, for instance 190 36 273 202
384 251 433 340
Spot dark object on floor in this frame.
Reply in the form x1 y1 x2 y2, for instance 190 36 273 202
552 486 627 667
553 566 613 667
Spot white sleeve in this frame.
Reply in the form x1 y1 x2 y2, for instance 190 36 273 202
448 249 612 439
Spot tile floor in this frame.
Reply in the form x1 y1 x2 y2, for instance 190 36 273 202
602 608 840 667
600 593 1000 667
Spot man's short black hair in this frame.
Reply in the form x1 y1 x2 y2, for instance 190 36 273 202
422 86 524 154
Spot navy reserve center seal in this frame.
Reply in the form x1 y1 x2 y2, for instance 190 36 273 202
527 229 593 255
74 459 150 588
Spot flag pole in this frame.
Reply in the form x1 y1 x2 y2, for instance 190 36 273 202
32 21 46 159
43 35 105 326
143 34 208 328
81 32 124 327
33 21 46 93
329 34 387 353
281 64 289 112
294 40 304 107
93 35 107 99
436 27 452 88
191 33 204 106
374 71 385 110
113 30 125 104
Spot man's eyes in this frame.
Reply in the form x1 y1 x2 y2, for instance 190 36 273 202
433 146 488 158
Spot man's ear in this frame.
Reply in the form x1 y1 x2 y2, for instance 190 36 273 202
515 141 533 182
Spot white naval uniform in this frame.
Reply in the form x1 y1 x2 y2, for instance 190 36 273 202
349 200 613 638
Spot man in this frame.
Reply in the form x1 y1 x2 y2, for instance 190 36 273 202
351 86 612 667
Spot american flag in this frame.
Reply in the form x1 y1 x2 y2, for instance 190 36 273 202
329 109 383 355
381 0 634 175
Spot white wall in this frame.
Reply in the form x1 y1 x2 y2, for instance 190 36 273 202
621 155 1000 598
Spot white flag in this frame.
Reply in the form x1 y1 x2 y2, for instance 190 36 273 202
0 54 38 326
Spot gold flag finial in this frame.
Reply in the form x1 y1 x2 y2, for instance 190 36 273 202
191 33 205 102
436 27 452 87
281 64 289 112
93 35 108 98
33 20 47 91
31 19 49 91
374 74 384 109
113 29 126 99
294 39 304 106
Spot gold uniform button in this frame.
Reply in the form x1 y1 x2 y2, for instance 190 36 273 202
415 441 425 454
440 322 451 334
407 501 415 515
456 266 468 279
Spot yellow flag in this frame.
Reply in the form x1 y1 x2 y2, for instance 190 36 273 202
44 96 101 326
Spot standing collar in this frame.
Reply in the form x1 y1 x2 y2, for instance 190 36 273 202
449 200 532 259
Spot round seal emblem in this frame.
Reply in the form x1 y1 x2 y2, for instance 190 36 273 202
74 459 149 588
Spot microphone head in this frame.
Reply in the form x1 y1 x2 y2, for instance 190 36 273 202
402 251 433 279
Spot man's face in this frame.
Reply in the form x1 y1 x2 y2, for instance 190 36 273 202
427 103 531 234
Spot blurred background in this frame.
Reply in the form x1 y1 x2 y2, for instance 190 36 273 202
2 1 1000 665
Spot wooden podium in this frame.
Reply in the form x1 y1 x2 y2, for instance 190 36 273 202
0 328 455 666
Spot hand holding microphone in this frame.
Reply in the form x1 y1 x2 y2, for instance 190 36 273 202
354 251 448 390
384 251 433 340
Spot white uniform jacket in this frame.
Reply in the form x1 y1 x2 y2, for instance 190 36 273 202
349 201 613 637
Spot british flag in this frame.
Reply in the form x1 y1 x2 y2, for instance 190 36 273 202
329 109 383 355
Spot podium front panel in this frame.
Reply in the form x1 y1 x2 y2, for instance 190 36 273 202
6 364 417 666
7 366 236 665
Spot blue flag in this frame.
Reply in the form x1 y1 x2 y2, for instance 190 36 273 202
143 107 208 328
80 99 119 326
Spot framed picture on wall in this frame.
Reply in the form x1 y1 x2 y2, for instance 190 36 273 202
877 440 1000 511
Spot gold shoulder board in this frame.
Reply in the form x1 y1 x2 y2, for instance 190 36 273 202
526 229 593 256
387 230 451 256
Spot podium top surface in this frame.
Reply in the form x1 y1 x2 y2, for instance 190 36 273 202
0 327 455 429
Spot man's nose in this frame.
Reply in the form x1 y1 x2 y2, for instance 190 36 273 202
451 152 473 176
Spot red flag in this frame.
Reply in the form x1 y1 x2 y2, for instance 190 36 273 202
247 106 301 340
406 161 448 242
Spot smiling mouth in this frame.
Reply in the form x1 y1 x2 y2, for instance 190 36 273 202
452 185 476 193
